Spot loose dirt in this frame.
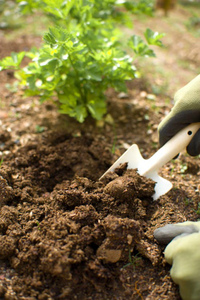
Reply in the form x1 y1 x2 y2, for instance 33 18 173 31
0 3 200 300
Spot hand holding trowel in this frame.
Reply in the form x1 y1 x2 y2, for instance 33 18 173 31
100 75 200 200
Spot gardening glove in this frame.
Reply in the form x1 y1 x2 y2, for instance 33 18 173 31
154 221 200 300
158 74 200 156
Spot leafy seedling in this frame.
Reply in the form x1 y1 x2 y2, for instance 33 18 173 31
123 251 142 272
0 0 165 122
35 125 45 133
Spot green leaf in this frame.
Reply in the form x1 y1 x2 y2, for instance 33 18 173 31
49 26 70 42
74 105 88 123
59 102 88 123
87 99 106 120
39 57 60 72
44 7 64 19
0 51 25 70
42 0 76 19
58 93 77 106
43 32 57 45
128 35 155 57
42 0 64 8
44 27 70 47
86 64 102 81
144 28 165 47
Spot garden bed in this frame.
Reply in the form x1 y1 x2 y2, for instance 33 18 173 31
0 5 200 300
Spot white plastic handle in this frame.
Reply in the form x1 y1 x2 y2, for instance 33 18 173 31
138 122 200 176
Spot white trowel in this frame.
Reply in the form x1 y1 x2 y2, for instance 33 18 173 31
100 123 200 200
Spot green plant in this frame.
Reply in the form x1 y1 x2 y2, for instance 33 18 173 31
0 155 4 167
0 0 164 122
123 251 142 271
36 220 41 230
180 162 187 174
183 197 192 206
35 125 45 133
194 202 200 215
111 132 118 154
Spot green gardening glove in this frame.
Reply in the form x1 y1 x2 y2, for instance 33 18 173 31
158 74 200 156
154 221 200 300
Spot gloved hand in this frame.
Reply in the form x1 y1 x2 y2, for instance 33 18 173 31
154 221 200 300
158 74 200 156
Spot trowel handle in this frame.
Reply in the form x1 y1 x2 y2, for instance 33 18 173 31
140 123 200 176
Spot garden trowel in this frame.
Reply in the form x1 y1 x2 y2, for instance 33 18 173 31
100 123 200 200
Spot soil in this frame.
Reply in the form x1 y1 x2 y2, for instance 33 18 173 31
0 4 200 300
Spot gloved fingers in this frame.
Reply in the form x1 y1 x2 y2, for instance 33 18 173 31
164 232 200 265
164 232 200 300
159 110 200 148
187 129 200 156
154 223 199 245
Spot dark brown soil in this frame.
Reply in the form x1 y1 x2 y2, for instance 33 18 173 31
0 4 200 300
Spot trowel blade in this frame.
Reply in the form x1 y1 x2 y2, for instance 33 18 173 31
99 144 144 179
148 171 172 200
100 144 172 200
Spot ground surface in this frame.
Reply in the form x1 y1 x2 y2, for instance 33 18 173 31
0 3 200 300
